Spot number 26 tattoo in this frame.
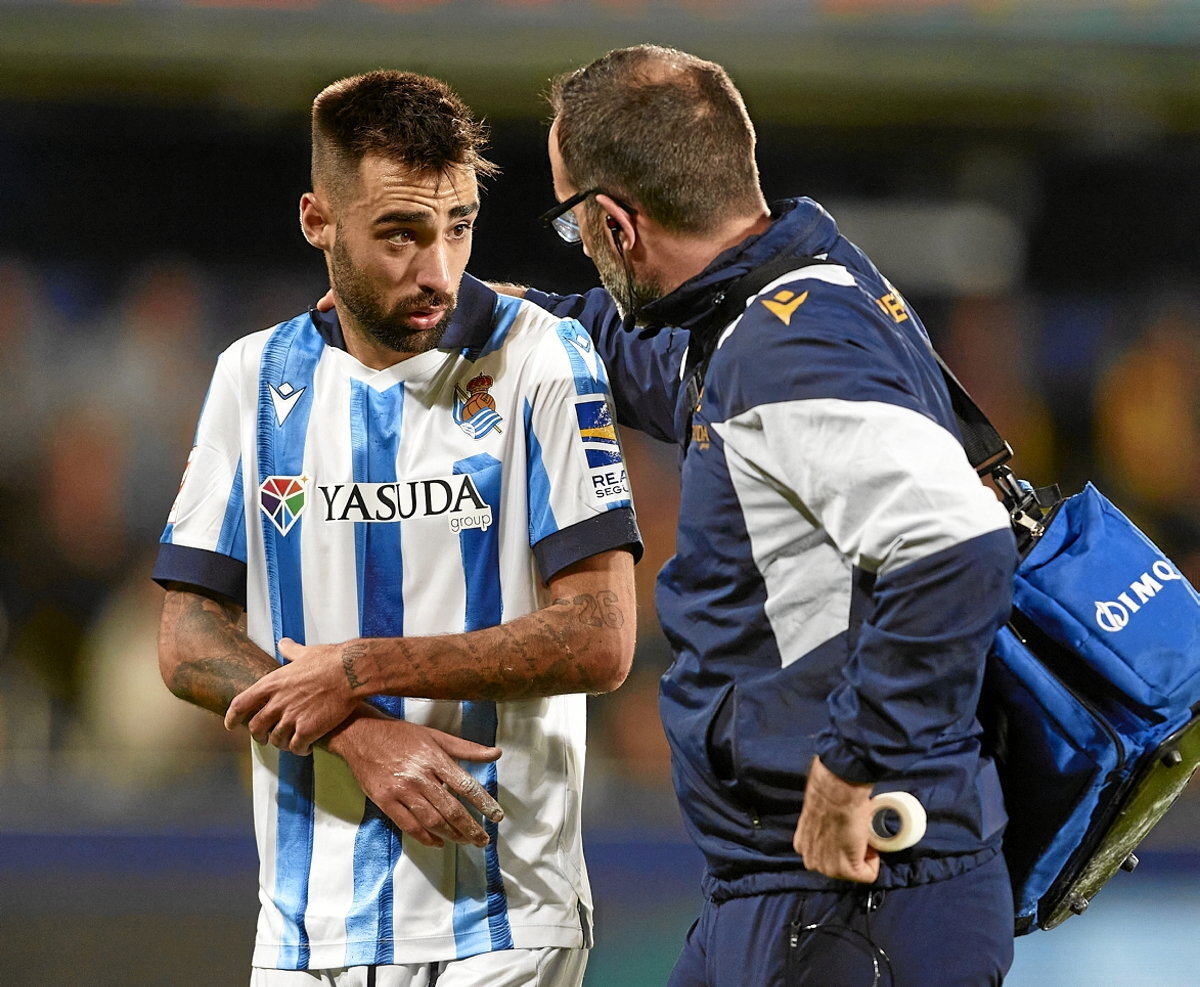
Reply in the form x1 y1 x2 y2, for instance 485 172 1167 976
567 590 624 629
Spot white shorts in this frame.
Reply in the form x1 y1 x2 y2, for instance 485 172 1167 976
250 947 587 987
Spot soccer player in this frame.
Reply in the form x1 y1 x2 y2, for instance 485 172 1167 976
154 70 639 986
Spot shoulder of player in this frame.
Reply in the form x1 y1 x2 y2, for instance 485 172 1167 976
491 293 601 367
214 313 313 373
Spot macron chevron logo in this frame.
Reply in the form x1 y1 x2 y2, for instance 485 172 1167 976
761 289 808 326
269 381 307 426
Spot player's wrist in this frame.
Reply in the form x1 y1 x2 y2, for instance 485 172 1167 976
336 639 376 699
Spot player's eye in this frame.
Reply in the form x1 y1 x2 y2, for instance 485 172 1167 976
386 229 416 244
450 222 475 239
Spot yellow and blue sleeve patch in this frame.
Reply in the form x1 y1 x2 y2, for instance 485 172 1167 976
576 397 622 468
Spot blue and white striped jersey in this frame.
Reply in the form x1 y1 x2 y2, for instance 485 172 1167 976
153 274 639 969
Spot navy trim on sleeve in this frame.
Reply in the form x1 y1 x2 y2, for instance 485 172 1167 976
152 543 248 608
533 507 643 583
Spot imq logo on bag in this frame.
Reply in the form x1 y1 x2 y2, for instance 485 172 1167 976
1094 560 1184 632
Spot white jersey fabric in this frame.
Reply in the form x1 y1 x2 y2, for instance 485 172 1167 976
154 275 639 970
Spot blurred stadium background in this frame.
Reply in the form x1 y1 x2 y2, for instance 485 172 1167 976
1 1 1199 984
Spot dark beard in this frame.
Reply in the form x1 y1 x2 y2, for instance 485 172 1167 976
331 236 456 355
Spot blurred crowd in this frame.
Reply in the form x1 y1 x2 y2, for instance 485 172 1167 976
0 249 1197 824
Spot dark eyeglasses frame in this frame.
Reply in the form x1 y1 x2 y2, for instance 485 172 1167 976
539 188 634 244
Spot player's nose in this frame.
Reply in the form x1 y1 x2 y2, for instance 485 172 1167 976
414 241 454 298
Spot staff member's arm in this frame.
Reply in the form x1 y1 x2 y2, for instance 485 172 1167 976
321 284 686 442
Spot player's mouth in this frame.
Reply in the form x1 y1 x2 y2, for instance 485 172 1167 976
404 307 445 330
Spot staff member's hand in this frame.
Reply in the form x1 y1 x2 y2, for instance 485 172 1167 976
793 755 879 883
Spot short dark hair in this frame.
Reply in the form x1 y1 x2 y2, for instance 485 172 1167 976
312 70 497 203
548 45 763 235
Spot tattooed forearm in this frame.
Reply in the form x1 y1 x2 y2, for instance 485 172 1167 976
171 655 266 713
554 591 626 630
341 642 371 690
160 587 276 715
362 587 630 702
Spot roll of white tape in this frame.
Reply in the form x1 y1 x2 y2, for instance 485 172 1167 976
867 791 926 853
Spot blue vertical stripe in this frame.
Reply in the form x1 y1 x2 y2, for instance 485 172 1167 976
524 398 558 545
346 379 406 966
452 454 512 955
257 314 324 970
455 454 503 633
554 320 610 396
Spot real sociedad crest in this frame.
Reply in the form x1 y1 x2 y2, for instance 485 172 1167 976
453 373 503 439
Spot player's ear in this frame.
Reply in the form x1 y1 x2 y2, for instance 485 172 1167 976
299 192 333 251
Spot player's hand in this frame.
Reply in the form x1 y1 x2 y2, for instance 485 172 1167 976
329 714 503 849
792 755 880 883
316 289 335 312
223 637 355 754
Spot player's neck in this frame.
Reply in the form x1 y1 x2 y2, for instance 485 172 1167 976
652 207 774 297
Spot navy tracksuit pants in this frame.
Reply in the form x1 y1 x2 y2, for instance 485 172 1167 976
667 851 1013 987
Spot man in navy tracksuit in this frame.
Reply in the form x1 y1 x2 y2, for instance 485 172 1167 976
527 45 1019 984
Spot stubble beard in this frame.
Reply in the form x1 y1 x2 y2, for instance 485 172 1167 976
590 230 663 321
330 235 457 355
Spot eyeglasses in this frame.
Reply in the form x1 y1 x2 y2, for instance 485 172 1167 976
539 187 633 244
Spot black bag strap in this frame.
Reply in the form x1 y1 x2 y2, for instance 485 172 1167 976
931 351 1012 476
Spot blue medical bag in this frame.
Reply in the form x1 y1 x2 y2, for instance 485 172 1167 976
939 356 1200 934
985 483 1200 932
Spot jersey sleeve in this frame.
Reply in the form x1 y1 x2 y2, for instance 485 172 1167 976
523 316 643 582
715 313 1016 783
152 351 248 606
525 286 688 444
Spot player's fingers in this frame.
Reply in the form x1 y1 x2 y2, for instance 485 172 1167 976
409 790 489 848
441 765 503 823
269 720 296 753
277 637 304 662
223 691 257 730
290 715 335 757
437 735 502 764
315 289 336 313
376 800 443 848
288 732 313 757
246 707 281 746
